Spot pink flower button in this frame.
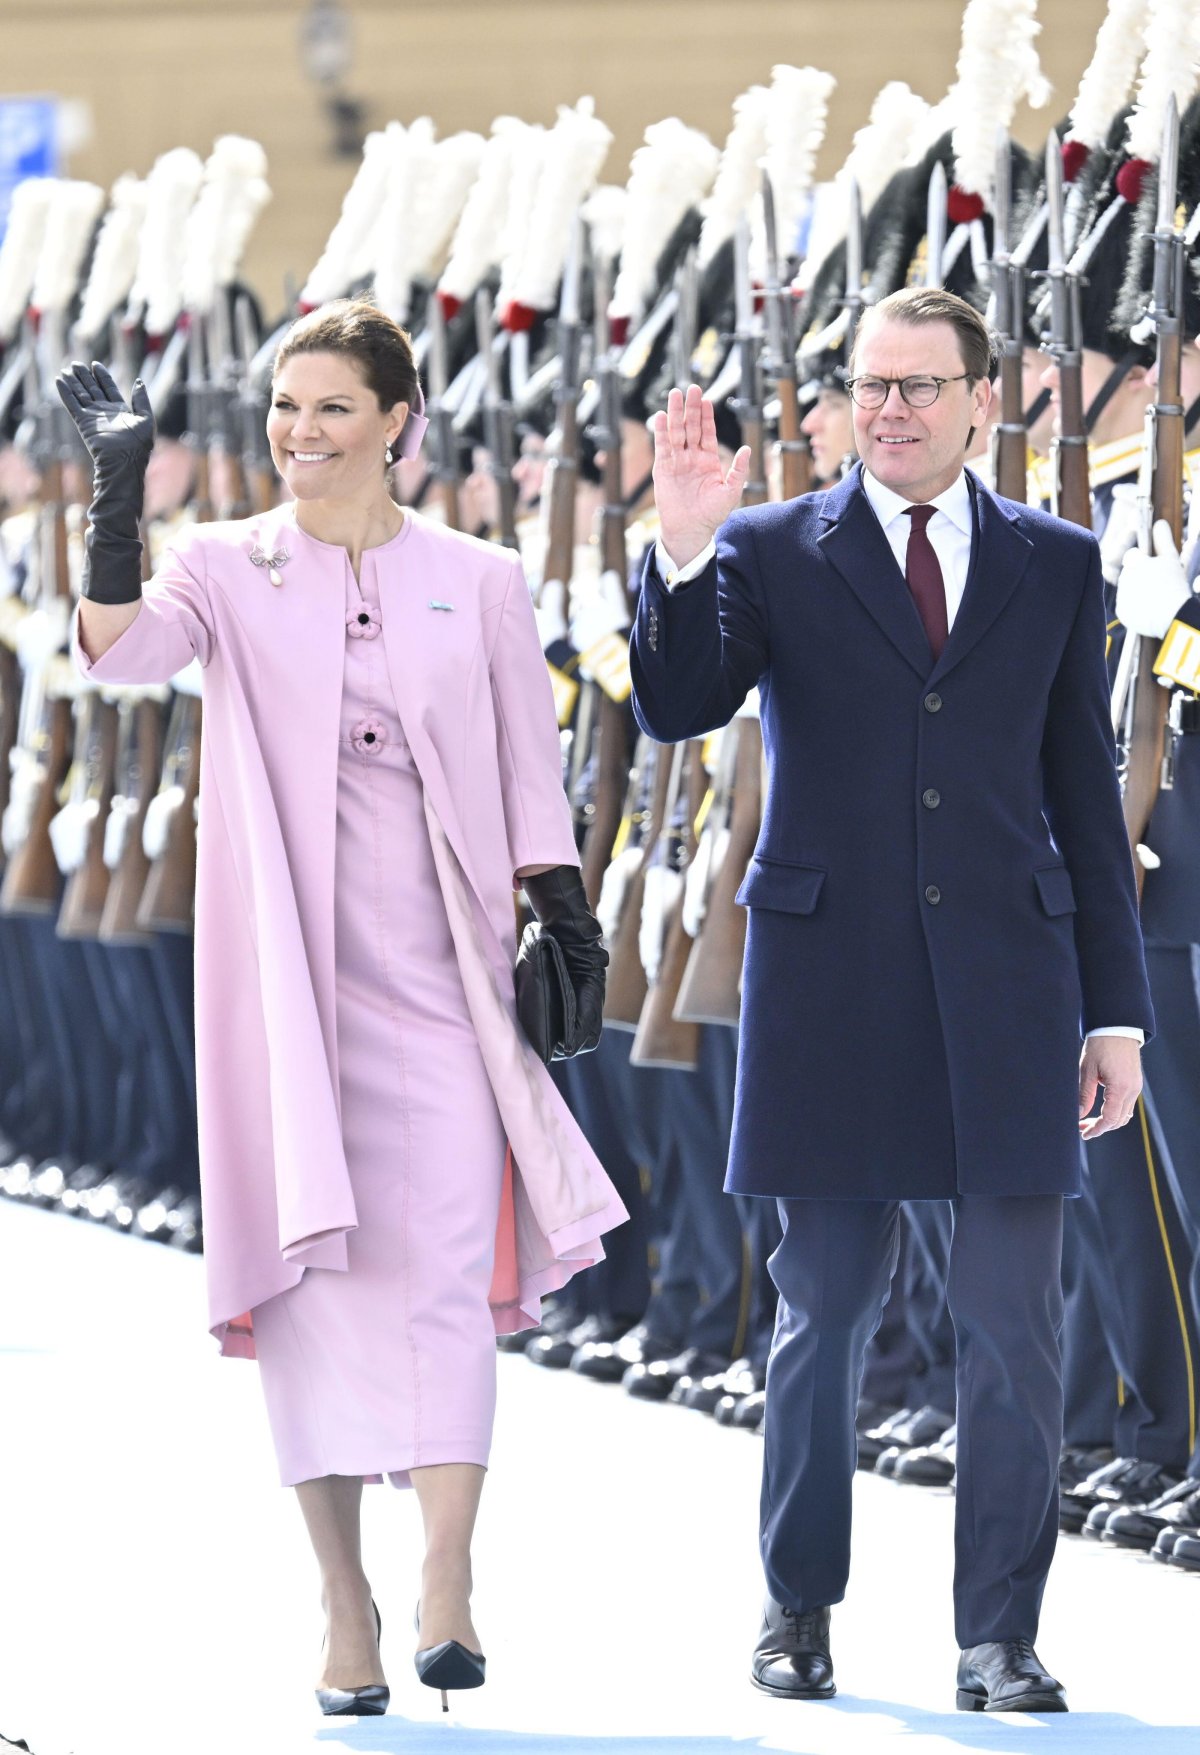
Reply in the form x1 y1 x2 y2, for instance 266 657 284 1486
346 604 382 640
351 716 387 754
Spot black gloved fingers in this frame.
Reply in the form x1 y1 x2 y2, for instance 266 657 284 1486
91 360 124 403
130 378 153 421
74 360 103 403
55 373 85 422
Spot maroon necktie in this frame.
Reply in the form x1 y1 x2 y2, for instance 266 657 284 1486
904 504 949 661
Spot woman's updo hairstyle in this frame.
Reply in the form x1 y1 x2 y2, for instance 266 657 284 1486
273 298 420 416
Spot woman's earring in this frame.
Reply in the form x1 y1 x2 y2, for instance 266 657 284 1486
385 441 395 465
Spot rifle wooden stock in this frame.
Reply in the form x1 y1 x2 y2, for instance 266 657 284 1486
438 476 461 533
57 695 118 939
741 413 768 509
603 738 668 1027
0 696 72 914
136 693 201 934
99 696 164 944
580 694 632 910
542 406 580 608
993 348 1028 503
188 448 214 525
674 718 762 1024
630 740 705 1069
1049 360 1092 530
775 380 812 500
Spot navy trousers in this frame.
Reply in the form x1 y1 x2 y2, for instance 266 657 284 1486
761 1194 1064 1648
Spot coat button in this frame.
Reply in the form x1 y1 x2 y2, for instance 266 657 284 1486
922 788 941 809
925 884 941 905
924 692 942 713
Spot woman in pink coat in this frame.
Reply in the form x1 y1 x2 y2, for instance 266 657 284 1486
58 300 627 1718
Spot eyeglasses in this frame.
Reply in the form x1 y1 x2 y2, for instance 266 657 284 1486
845 374 973 409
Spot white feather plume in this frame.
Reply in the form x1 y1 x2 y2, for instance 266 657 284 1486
374 122 486 320
30 179 105 316
763 64 837 254
1069 0 1153 149
418 131 486 277
610 119 718 321
181 135 270 315
582 184 627 268
1126 0 1200 163
129 147 204 337
950 0 1051 203
801 82 930 287
698 85 771 267
0 178 55 343
372 120 416 322
494 124 548 312
440 117 533 303
507 98 612 313
300 129 391 308
75 176 147 342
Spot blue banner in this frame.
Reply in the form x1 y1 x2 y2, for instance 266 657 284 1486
0 96 59 243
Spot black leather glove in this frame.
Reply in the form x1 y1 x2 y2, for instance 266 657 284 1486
55 360 155 604
521 865 607 1057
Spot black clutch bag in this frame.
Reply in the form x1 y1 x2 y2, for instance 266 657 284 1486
514 922 577 1063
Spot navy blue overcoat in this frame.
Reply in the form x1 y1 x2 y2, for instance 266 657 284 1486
630 465 1154 1201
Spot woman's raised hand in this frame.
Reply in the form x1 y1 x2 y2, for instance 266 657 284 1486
56 361 155 479
652 385 752 569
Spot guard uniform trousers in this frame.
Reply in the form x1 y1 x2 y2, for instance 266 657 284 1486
761 1193 1064 1649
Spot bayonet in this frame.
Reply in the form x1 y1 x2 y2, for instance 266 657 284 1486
925 161 947 290
843 176 864 361
474 288 518 550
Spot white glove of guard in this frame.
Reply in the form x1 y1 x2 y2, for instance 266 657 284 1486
1116 519 1191 640
533 576 568 650
570 567 630 664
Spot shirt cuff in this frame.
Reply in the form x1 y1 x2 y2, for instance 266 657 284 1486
654 538 717 590
1084 1027 1145 1045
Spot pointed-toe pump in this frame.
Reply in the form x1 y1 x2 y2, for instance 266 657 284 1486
414 1602 486 1712
316 1598 390 1718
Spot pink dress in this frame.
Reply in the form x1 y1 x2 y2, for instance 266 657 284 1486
252 532 508 1487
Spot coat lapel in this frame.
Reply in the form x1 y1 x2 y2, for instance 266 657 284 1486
816 466 934 679
928 475 1033 683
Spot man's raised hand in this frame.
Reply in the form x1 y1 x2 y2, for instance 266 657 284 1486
652 385 752 570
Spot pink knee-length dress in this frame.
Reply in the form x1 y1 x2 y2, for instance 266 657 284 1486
252 537 508 1488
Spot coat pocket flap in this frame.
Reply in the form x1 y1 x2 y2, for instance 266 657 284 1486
1034 864 1077 916
735 857 826 914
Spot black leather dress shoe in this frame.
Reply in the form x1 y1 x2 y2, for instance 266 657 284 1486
497 1299 575 1353
1090 1477 1200 1548
874 1405 954 1477
1059 1444 1114 1491
1168 1530 1200 1570
894 1426 956 1486
750 1599 835 1699
731 1388 766 1431
677 1356 764 1413
956 1639 1067 1713
525 1312 626 1369
624 1347 728 1401
1060 1457 1182 1535
857 1404 914 1468
571 1322 679 1383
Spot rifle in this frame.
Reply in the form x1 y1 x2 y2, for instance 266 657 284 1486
184 317 215 524
1113 99 1185 885
1043 136 1092 530
731 219 768 508
674 714 763 1025
0 343 76 915
99 692 166 944
541 214 584 617
631 738 705 1069
427 294 462 531
136 687 202 933
762 171 811 499
207 292 252 519
602 735 669 1027
234 292 279 515
843 176 866 377
578 251 635 910
475 290 519 551
55 692 119 938
990 131 1028 503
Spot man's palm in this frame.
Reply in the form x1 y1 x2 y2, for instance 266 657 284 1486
653 385 752 567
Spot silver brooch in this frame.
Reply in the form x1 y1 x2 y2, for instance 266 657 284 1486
249 545 290 587
428 599 454 612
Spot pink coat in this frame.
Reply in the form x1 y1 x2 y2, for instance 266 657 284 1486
74 504 628 1357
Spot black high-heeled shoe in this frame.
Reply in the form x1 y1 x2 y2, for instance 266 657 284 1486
414 1601 486 1712
316 1598 389 1718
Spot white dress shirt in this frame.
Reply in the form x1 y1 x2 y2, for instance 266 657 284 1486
653 468 1143 1047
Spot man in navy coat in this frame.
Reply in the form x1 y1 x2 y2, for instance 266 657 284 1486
630 287 1154 1713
